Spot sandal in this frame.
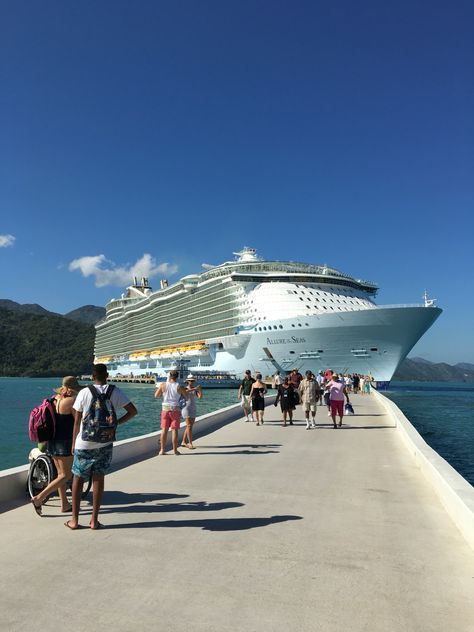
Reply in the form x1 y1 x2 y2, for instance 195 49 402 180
31 499 42 517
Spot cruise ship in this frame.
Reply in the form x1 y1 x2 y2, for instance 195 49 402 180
94 248 442 385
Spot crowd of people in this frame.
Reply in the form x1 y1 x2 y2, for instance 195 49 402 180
31 363 372 530
240 368 373 429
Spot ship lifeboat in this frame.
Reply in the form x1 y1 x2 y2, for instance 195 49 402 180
94 355 114 364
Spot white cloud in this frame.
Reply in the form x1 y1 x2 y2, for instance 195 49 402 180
69 253 178 288
0 234 15 248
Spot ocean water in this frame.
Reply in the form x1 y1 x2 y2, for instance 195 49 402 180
384 381 474 486
0 378 238 471
1 378 473 486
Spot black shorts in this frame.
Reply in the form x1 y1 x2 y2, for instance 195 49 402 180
47 438 72 457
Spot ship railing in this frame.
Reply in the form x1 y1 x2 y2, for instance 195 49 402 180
367 303 432 309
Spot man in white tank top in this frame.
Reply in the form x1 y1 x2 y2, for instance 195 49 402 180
154 370 188 455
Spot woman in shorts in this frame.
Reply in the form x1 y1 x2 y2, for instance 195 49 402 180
249 373 267 426
31 376 82 516
327 374 349 428
180 374 203 449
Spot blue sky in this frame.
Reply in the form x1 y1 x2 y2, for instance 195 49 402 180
1 1 473 364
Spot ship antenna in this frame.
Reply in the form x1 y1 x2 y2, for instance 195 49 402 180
423 290 436 307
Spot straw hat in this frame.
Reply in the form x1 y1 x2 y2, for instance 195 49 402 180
54 376 82 394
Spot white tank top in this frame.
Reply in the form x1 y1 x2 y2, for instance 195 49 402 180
163 381 180 408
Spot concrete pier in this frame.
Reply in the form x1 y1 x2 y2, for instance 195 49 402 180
0 394 473 631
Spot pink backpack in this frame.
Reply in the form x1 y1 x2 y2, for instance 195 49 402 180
28 397 57 442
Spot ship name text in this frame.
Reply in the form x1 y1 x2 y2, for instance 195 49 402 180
266 336 306 345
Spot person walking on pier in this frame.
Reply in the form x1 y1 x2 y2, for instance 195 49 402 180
327 373 349 428
155 370 188 455
66 364 137 530
299 371 320 429
180 374 202 450
248 373 267 425
238 370 255 422
31 376 82 516
275 377 296 426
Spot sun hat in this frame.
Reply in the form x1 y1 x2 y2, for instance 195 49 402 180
54 376 82 394
186 374 196 381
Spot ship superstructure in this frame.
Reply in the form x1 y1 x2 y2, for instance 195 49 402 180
95 248 441 383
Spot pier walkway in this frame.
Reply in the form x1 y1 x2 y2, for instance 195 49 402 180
1 394 473 632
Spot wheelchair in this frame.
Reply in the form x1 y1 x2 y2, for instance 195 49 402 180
27 447 92 501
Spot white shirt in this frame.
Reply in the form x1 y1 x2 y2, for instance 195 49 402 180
73 384 131 450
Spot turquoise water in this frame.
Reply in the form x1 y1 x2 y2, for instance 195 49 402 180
385 382 474 486
1 378 473 486
0 378 238 470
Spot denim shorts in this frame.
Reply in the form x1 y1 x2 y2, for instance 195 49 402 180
72 444 113 479
48 438 73 457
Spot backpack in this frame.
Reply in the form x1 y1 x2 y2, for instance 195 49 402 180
28 397 57 442
81 385 118 443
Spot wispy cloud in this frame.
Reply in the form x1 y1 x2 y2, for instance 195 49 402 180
0 234 15 248
68 253 178 288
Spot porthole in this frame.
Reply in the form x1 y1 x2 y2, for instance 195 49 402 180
279 325 283 329
370 347 378 351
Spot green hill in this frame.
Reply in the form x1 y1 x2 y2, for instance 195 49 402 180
393 357 474 382
64 305 106 325
0 307 95 377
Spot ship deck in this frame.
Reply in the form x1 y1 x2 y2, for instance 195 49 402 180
1 394 473 631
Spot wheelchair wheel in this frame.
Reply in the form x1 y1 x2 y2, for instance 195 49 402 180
65 476 93 500
82 476 93 500
27 455 54 499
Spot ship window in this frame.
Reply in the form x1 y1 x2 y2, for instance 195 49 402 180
273 325 277 330
370 347 378 351
291 324 295 327
279 325 283 329
289 351 295 354
298 323 302 327
318 350 324 353
263 326 267 331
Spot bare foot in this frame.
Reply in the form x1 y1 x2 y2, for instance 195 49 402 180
64 520 81 530
174 450 181 455
159 450 166 455
89 522 103 530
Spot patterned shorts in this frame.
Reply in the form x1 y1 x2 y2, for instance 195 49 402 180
72 444 113 479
